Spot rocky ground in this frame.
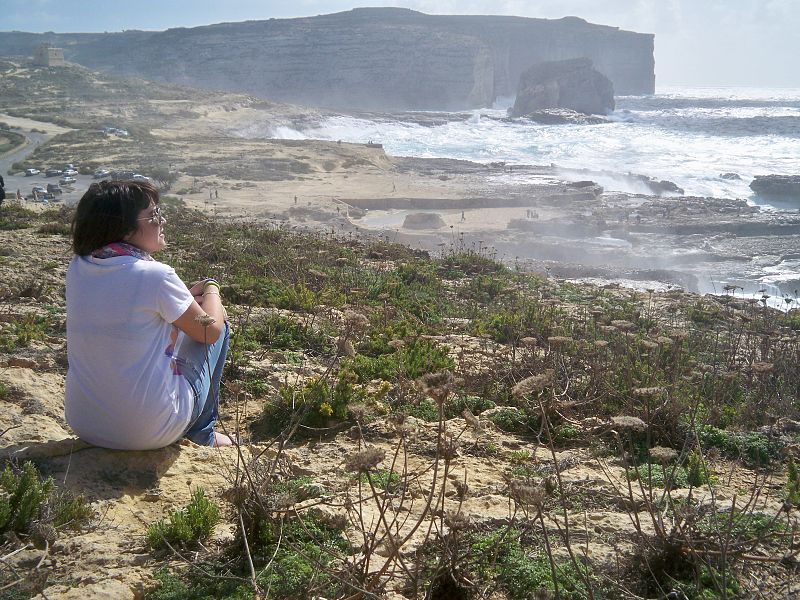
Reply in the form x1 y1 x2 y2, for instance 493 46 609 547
1 207 799 599
1 59 799 599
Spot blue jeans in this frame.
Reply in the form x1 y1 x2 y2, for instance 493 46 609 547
175 321 230 446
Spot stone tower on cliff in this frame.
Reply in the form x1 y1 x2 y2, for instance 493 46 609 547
33 44 65 67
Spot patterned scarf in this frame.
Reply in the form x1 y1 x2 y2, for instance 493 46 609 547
90 242 153 261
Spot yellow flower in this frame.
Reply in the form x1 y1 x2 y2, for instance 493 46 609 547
319 401 334 417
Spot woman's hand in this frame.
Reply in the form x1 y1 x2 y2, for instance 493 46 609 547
188 279 207 296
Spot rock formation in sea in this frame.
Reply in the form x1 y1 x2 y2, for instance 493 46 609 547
0 8 655 111
750 174 800 202
510 58 615 117
403 212 447 229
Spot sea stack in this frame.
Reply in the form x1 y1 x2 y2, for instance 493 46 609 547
511 57 615 117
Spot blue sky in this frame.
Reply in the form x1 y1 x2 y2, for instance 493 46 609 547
3 1 798 87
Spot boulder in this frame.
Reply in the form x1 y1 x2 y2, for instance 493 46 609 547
403 212 447 229
510 58 614 117
750 175 800 202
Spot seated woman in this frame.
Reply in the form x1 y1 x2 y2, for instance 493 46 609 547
65 180 233 450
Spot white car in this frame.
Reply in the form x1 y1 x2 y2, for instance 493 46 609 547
59 176 76 185
62 169 78 177
93 169 111 179
25 168 40 176
132 174 150 181
32 185 46 194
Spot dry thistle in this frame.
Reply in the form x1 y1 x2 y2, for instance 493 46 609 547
611 415 647 433
657 336 673 346
600 325 618 334
512 369 554 399
611 319 636 331
462 408 482 432
632 386 665 398
194 314 216 327
343 309 370 332
419 370 458 406
452 479 469 500
640 339 659 351
509 480 546 508
438 435 460 460
337 337 356 357
222 484 250 509
594 340 609 348
751 361 774 375
649 446 678 465
348 403 368 424
345 447 385 473
547 335 573 349
520 336 538 348
444 510 472 531
387 339 405 350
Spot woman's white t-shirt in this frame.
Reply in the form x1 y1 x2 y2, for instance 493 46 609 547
65 255 195 450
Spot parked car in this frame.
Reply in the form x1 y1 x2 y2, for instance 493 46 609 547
93 169 111 179
47 183 62 195
62 168 78 177
131 174 150 181
45 168 62 177
24 168 40 176
59 176 76 185
31 186 46 195
63 163 75 171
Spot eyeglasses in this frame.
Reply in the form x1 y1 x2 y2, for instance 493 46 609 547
137 205 165 225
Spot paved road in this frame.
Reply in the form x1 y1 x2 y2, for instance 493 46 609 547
1 127 92 207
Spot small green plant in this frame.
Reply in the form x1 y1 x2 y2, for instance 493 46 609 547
145 488 220 550
786 457 800 506
0 461 91 536
469 529 599 599
488 407 537 435
698 426 779 467
360 469 401 493
686 450 715 486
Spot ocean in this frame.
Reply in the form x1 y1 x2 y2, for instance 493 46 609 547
239 87 800 306
265 86 800 202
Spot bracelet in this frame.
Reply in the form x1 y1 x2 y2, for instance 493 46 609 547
202 279 220 292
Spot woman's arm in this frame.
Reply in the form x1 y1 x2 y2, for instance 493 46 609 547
172 281 227 344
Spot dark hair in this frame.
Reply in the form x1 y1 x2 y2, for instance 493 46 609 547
71 180 160 255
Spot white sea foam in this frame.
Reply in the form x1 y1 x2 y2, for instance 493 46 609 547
260 88 800 201
242 87 800 305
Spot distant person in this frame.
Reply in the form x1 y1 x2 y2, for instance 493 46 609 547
0 174 5 206
65 180 233 450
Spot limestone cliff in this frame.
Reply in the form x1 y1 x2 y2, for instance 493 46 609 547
0 8 654 111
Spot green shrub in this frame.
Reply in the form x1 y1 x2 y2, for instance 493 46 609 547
686 450 715 486
469 529 599 599
146 488 220 550
361 469 401 493
0 461 91 536
698 426 779 467
627 463 690 489
257 371 362 435
786 457 800 507
443 393 496 420
249 313 333 356
346 338 454 382
488 408 537 435
36 221 71 236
